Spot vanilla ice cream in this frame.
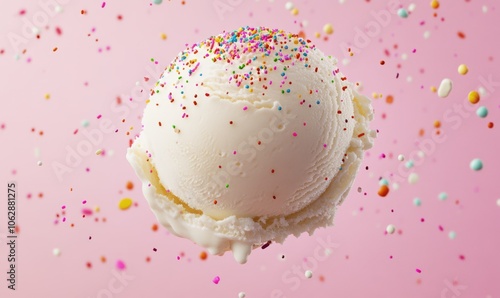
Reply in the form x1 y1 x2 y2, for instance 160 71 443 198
127 26 374 263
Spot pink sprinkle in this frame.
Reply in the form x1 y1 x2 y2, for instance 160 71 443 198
61 205 66 209
82 208 93 215
292 132 298 137
233 151 237 155
62 217 66 222
323 144 327 148
213 276 221 284
438 225 444 231
101 2 106 8
176 256 180 260
116 260 126 270
416 268 422 273
97 114 102 119
243 106 248 111
412 48 416 53
82 200 87 204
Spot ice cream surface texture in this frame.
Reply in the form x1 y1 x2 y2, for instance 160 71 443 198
127 26 374 263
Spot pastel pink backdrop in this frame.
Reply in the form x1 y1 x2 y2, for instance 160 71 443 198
1 0 499 297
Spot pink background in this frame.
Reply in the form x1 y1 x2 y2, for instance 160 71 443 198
1 0 499 297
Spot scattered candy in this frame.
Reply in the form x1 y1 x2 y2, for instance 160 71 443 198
448 231 457 240
458 64 468 75
413 198 422 206
408 173 420 184
378 185 389 197
323 23 334 35
397 8 409 18
470 159 483 171
119 198 133 210
238 293 246 298
430 0 439 9
153 0 163 4
213 276 221 284
476 106 488 118
53 248 61 256
437 78 452 98
386 224 396 234
468 91 480 104
438 192 448 201
116 260 126 270
305 270 313 278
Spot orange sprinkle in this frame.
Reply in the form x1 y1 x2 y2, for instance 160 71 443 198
53 47 58 52
419 129 425 137
433 120 441 128
386 95 394 104
151 224 158 231
199 251 208 260
126 181 134 190
488 122 494 128
378 185 389 197
457 31 466 39
101 256 107 263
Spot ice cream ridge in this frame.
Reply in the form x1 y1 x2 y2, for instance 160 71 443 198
127 26 375 264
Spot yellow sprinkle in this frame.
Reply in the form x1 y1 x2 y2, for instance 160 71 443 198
291 8 299 15
433 120 441 128
95 149 103 155
119 198 133 210
430 0 439 9
314 32 321 38
430 86 437 92
161 33 167 40
372 92 378 99
44 93 51 100
468 91 480 104
323 23 334 35
458 64 468 75
94 206 100 212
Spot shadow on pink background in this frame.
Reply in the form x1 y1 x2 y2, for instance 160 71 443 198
1 0 499 297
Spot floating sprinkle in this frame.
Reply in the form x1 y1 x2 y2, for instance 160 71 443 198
458 64 468 75
397 154 405 161
37 161 43 166
430 0 439 9
448 231 457 239
53 248 61 256
119 198 133 210
438 192 448 201
238 293 246 298
416 268 422 273
379 178 389 186
323 23 334 35
285 2 294 10
386 224 396 234
437 78 452 98
397 8 409 18
470 158 483 171
476 106 488 118
153 0 163 4
408 173 419 184
213 276 221 284
95 149 103 155
468 91 480 104
378 185 389 197
116 260 126 271
413 197 422 206
305 270 313 278
496 199 500 207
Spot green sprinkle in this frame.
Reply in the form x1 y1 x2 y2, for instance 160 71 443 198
470 158 483 171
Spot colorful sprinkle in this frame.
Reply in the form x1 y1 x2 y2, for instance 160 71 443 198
469 158 483 171
119 198 133 210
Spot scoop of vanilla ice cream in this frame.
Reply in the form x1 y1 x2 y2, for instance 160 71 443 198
127 27 374 263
